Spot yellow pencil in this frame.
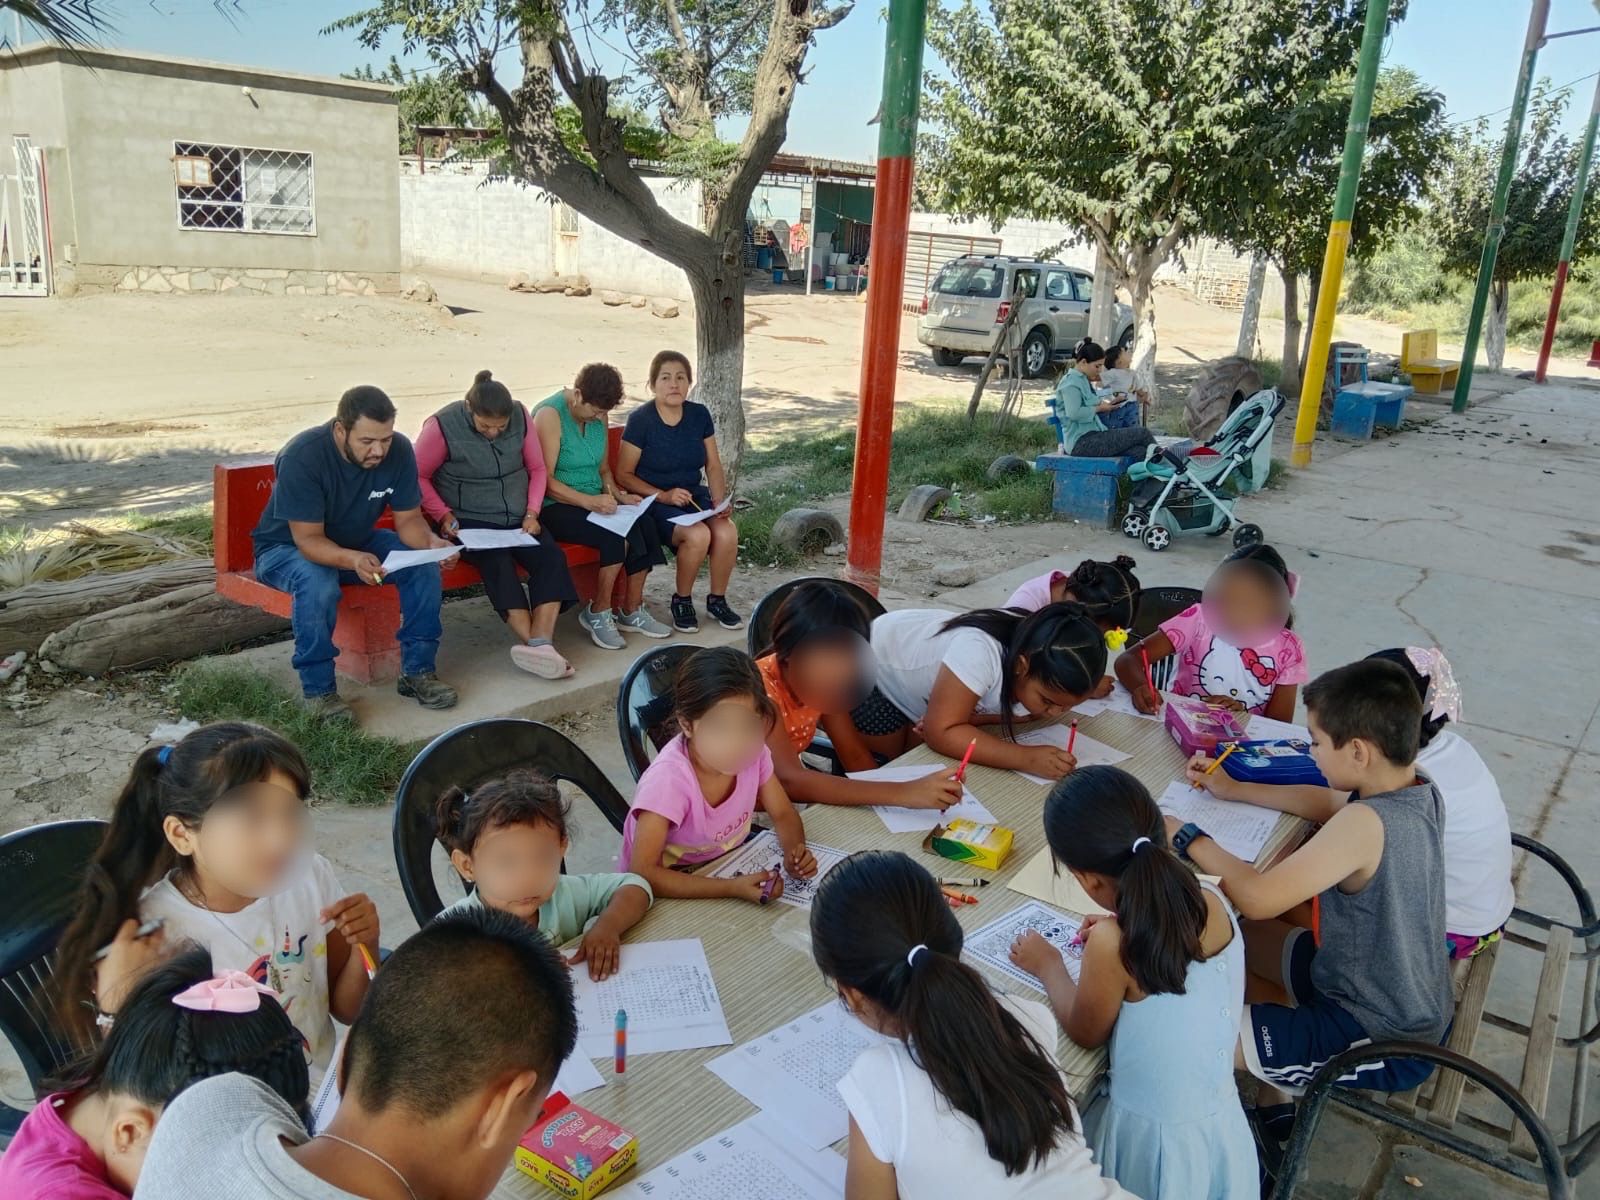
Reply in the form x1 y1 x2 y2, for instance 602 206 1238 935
1205 743 1241 775
357 943 378 979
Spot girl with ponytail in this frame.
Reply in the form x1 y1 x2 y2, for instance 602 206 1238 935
1010 766 1255 1199
54 723 376 1075
811 851 1131 1199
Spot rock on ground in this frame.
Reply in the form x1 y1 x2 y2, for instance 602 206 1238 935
650 298 680 319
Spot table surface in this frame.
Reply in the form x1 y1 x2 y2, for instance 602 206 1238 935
491 708 1307 1197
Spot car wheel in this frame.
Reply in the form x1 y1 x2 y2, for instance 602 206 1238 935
932 347 964 367
1021 328 1051 378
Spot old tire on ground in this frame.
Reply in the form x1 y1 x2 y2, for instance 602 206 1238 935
932 347 965 367
897 484 954 523
1183 357 1264 442
769 508 844 556
986 454 1030 482
1021 328 1052 378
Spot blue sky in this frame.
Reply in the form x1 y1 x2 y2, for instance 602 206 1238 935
16 0 1600 162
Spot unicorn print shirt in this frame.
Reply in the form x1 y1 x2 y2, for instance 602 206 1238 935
1159 603 1308 715
140 853 342 1074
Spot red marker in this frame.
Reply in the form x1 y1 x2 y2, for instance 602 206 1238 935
953 738 977 783
1140 647 1155 701
1066 720 1078 754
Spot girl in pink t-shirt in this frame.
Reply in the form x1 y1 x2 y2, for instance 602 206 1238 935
620 646 817 903
0 946 307 1200
1005 557 1141 700
1116 544 1307 721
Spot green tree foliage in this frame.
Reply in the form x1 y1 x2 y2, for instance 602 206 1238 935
348 58 495 151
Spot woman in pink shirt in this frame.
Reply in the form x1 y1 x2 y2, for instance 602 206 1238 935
415 370 580 679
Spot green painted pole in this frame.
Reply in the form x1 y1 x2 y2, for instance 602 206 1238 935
1534 74 1599 382
1453 0 1549 412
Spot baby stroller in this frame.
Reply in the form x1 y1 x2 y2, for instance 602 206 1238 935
1121 388 1284 552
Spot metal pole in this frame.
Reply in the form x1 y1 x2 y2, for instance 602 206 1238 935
1453 0 1550 411
1535 72 1599 382
845 0 926 592
1290 0 1388 468
805 172 817 297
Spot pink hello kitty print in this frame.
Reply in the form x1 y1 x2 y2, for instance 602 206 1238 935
1159 603 1308 715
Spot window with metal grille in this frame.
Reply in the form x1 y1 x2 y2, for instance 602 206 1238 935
174 142 315 235
555 203 580 236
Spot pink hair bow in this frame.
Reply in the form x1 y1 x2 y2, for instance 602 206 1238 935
1285 571 1301 599
172 970 280 1014
1404 646 1462 723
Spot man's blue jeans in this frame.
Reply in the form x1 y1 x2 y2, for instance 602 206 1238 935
255 531 442 697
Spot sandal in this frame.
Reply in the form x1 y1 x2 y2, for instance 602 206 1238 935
511 643 575 680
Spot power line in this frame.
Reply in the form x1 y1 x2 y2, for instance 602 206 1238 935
1444 67 1600 129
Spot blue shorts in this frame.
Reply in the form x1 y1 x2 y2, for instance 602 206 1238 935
1241 928 1438 1096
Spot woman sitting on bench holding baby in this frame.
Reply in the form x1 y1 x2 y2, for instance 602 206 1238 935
1053 339 1156 458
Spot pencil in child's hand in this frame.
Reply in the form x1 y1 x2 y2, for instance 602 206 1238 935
953 737 978 783
1140 647 1155 699
1067 720 1078 754
1205 743 1241 775
356 943 378 980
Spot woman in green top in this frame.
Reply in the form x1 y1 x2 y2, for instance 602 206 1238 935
1052 339 1156 458
533 363 670 651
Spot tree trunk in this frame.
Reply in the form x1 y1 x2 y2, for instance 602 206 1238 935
1487 277 1509 370
685 258 748 487
1300 262 1322 370
0 559 216 655
1088 247 1116 346
1235 255 1267 359
1280 267 1303 397
39 585 289 676
1128 268 1159 407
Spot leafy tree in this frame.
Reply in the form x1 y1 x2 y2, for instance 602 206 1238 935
348 58 496 152
330 0 849 476
1428 81 1600 370
922 0 1374 402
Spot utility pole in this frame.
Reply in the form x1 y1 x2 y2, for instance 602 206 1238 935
845 0 926 592
1534 73 1599 382
1289 0 1388 468
1452 0 1550 412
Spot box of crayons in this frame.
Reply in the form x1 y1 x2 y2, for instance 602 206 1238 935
925 818 1014 871
515 1092 637 1199
1163 694 1248 757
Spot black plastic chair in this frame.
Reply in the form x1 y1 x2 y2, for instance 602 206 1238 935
745 576 886 658
0 819 108 1137
391 719 631 926
617 644 698 782
1130 585 1201 639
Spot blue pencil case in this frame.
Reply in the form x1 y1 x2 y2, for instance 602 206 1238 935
1219 739 1328 787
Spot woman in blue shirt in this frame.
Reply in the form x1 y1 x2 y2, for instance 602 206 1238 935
1053 340 1156 458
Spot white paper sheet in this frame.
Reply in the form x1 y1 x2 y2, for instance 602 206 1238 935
1071 682 1168 722
963 900 1084 991
1247 714 1312 743
378 545 458 573
700 829 848 910
585 494 655 537
667 497 733 527
845 764 997 833
1156 780 1280 862
705 1001 883 1150
453 527 538 550
612 1114 846 1199
569 938 731 1059
1012 725 1131 786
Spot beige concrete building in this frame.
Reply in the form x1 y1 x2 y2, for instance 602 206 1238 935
0 46 400 297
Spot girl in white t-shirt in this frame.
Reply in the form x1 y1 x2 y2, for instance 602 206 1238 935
811 850 1133 1200
54 723 379 1074
852 602 1108 781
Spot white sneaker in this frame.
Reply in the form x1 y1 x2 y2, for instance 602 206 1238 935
578 604 626 650
615 606 672 639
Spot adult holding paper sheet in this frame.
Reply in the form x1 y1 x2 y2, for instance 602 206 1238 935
252 385 457 722
616 350 743 634
534 364 670 651
416 370 579 680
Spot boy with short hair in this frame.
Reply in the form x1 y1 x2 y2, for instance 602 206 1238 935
134 906 578 1200
1166 658 1452 1110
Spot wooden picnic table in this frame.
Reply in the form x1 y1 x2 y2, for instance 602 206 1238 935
491 707 1308 1198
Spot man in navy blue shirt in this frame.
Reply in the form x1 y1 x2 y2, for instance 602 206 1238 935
254 385 459 722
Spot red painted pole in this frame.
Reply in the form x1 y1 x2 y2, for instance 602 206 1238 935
1535 74 1599 384
845 0 926 593
1534 261 1570 383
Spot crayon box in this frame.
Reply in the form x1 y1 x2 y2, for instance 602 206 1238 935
515 1092 638 1199
1163 694 1248 757
925 818 1014 871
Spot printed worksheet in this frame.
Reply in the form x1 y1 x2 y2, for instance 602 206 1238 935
1157 780 1280 862
1011 724 1131 786
569 938 731 1059
700 829 847 910
1070 682 1167 722
378 545 459 573
845 764 997 833
586 495 655 536
1247 714 1312 743
613 1115 846 1199
963 900 1084 992
705 1001 883 1150
668 497 733 527
453 528 538 550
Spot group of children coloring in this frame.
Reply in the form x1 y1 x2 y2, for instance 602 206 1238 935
4 539 1516 1200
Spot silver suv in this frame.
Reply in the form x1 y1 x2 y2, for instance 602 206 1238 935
916 255 1135 378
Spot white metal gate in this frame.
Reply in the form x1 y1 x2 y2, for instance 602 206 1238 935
0 136 52 297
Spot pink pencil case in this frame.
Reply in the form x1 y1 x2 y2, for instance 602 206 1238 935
1164 694 1247 756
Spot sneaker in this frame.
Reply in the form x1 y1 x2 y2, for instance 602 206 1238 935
706 594 745 630
616 606 672 639
397 673 458 710
302 692 356 725
578 603 626 650
670 594 700 633
510 643 574 680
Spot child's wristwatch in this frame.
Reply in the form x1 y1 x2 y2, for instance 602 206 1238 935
1171 822 1207 862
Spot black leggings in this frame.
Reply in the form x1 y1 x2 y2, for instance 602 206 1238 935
539 501 666 575
456 519 579 620
1072 427 1156 458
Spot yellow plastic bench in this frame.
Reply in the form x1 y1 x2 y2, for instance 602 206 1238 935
1401 329 1461 395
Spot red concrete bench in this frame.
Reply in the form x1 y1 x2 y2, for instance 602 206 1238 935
214 426 623 683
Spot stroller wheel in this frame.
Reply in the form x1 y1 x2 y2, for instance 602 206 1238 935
1142 524 1172 552
1233 523 1264 549
1122 509 1148 539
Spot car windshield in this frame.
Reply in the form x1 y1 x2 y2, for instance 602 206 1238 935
932 263 1005 299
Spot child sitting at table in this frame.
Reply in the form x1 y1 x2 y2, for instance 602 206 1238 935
1115 542 1306 720
812 850 1133 1200
757 580 962 811
853 603 1108 781
0 945 308 1200
433 768 652 980
1174 658 1452 1146
620 645 817 902
1005 556 1139 699
1011 766 1255 1200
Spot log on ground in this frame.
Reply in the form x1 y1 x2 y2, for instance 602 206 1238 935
40 584 289 675
0 559 216 654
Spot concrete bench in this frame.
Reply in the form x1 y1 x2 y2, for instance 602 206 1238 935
1332 346 1412 440
213 426 623 683
1035 438 1192 528
1401 329 1461 396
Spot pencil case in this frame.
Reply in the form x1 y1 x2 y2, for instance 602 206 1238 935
1219 739 1328 787
1164 694 1248 756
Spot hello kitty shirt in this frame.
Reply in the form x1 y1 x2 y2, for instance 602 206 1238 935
1159 603 1308 714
